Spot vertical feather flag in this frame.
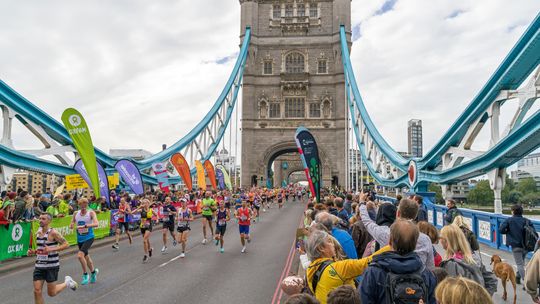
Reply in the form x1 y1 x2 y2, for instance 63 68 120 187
203 160 217 190
170 153 193 191
295 127 322 203
195 160 207 190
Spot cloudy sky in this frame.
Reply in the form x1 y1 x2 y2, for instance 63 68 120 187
0 0 539 165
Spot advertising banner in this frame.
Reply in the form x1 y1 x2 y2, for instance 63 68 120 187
62 108 101 198
215 167 226 190
115 159 144 195
195 160 207 190
31 211 111 248
65 173 119 191
170 153 193 191
0 222 31 261
74 159 110 206
152 162 170 193
295 127 322 203
216 164 232 190
203 160 217 190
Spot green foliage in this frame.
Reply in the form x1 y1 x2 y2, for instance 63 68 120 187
428 183 444 204
506 190 523 205
467 180 494 205
520 192 540 205
517 177 538 194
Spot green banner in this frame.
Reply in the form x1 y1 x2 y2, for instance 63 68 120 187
0 222 31 261
61 108 101 198
31 211 111 249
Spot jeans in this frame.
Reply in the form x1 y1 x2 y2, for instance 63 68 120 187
512 247 527 279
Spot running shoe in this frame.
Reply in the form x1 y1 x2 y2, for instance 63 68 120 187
215 239 219 246
81 273 89 285
180 252 185 258
143 255 148 263
173 240 177 246
241 246 246 253
202 239 208 245
220 248 224 253
149 248 153 257
161 246 167 253
112 243 119 250
90 268 99 283
247 238 251 243
64 276 78 291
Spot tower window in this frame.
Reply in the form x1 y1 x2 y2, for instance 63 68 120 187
310 4 318 18
317 60 327 74
263 61 273 75
269 103 281 118
285 98 305 118
285 52 305 73
285 5 293 17
273 5 281 19
297 4 305 17
309 103 321 117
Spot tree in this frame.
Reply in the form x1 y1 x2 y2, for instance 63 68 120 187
519 192 540 206
428 183 444 204
517 177 538 194
467 180 494 206
506 190 523 205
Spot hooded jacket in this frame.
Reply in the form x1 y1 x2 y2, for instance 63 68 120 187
360 251 436 304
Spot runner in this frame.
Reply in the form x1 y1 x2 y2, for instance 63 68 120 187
277 190 284 209
132 199 154 263
112 197 132 251
261 190 268 212
176 198 193 258
235 199 253 253
252 194 261 223
201 191 217 244
69 198 99 285
161 196 177 254
29 213 78 304
214 201 230 253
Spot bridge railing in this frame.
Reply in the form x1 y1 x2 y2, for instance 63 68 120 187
376 195 540 256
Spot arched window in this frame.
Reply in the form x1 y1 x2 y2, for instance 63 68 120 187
285 52 305 73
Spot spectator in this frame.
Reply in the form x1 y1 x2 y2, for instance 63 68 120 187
45 199 60 217
38 195 50 213
1 192 16 221
327 285 360 304
343 194 353 216
285 294 320 304
435 277 492 304
325 199 338 216
362 202 396 257
394 194 402 207
305 230 389 304
359 196 435 268
499 204 534 285
315 212 357 259
0 202 14 228
444 199 462 225
452 215 480 263
22 194 35 221
432 267 449 284
334 198 349 229
360 219 436 304
350 205 373 258
58 194 71 217
439 224 497 295
88 196 102 213
12 191 28 221
418 221 442 267
525 249 540 303
414 195 428 222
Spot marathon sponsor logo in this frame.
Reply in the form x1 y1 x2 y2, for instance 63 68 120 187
68 127 88 135
55 226 75 236
7 244 24 254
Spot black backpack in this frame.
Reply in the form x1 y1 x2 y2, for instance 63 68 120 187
385 269 428 304
523 220 539 252
310 260 333 294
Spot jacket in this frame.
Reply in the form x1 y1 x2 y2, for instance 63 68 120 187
332 227 358 259
351 220 373 258
460 226 479 251
359 251 436 304
360 205 435 268
440 257 498 295
306 245 390 304
499 215 528 248
444 206 462 225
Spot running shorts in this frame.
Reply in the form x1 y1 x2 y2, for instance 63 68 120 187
118 221 129 232
239 225 250 235
203 215 213 222
162 221 175 232
77 238 94 256
33 267 59 283
177 225 191 233
216 225 226 236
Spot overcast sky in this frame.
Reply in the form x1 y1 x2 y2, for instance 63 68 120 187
0 0 539 165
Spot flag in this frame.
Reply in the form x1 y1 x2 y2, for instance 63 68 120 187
216 164 232 190
295 127 321 203
215 167 226 190
170 153 192 191
152 162 170 193
195 160 206 190
74 159 110 206
203 160 217 190
61 108 100 198
115 159 144 195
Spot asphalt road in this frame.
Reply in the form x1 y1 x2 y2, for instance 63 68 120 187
0 200 306 304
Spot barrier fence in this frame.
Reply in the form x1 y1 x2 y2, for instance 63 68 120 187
376 193 540 257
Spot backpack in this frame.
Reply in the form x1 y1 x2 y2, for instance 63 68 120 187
385 269 428 304
523 220 539 252
310 260 333 294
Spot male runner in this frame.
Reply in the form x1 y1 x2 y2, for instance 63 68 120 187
112 197 132 251
70 198 99 285
161 196 177 253
29 213 78 304
235 199 253 253
176 199 193 258
214 201 230 253
201 191 217 244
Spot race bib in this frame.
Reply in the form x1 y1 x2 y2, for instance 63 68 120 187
78 227 88 235
36 250 48 261
241 215 247 221
218 219 226 226
163 217 169 222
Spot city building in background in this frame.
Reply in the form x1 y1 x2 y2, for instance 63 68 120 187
407 119 423 158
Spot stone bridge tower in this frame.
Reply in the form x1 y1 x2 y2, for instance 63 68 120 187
239 0 351 188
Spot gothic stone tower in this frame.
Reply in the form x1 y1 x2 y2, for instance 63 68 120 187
239 0 351 188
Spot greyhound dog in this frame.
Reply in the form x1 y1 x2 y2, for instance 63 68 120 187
491 254 517 304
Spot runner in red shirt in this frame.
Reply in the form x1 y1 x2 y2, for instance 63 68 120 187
235 199 253 253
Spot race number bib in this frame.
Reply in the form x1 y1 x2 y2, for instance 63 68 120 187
36 250 48 261
218 219 226 226
240 215 247 221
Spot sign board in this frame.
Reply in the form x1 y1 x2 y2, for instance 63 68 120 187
66 173 120 190
478 220 491 241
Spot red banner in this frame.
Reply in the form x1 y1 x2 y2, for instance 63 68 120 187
203 160 217 190
171 153 193 191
